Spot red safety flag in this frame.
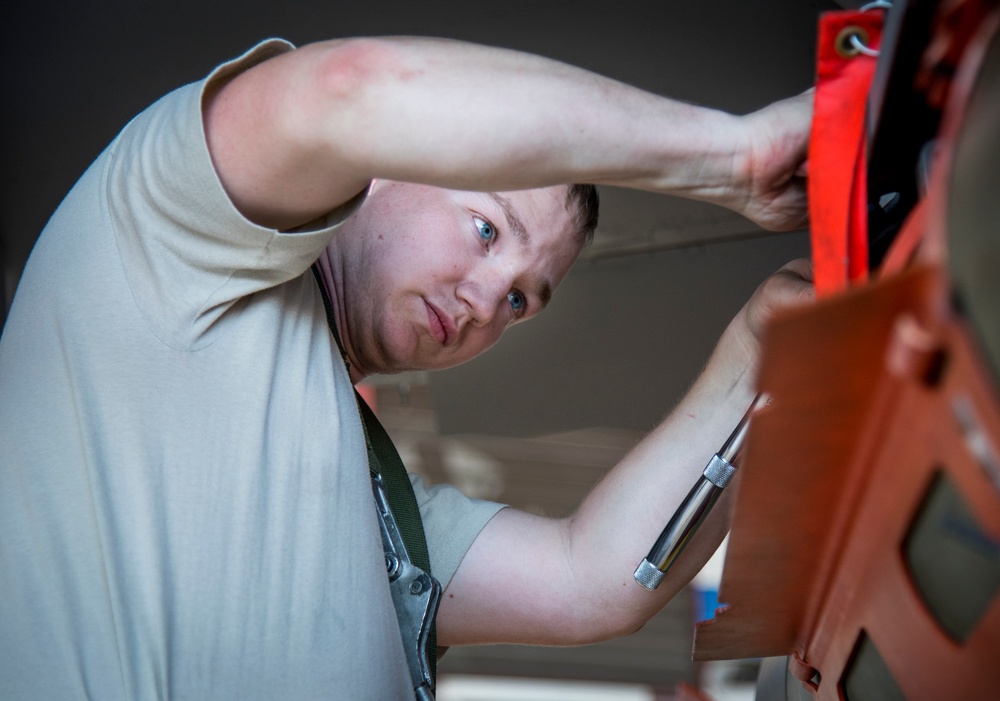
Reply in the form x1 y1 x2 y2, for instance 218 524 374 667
808 10 884 297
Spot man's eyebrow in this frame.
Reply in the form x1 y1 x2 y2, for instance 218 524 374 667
538 281 553 309
488 193 529 245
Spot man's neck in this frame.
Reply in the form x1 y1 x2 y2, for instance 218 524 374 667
313 248 367 384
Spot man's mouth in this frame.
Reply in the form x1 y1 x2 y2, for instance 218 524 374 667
424 301 454 346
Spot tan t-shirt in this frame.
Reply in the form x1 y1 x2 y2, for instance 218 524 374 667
0 40 503 699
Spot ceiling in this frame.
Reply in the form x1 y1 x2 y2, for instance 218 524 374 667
1 0 846 435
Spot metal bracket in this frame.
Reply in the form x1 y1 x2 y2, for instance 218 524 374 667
372 473 441 700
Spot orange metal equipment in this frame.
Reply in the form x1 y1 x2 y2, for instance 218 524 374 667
692 2 1000 699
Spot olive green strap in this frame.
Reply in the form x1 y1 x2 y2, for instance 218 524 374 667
352 390 433 577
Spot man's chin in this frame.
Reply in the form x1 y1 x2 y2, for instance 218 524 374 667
383 353 472 375
372 333 480 375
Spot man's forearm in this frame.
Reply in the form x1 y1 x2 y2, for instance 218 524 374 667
546 261 812 640
564 317 758 631
206 36 759 230
437 316 757 647
305 38 743 192
437 260 810 647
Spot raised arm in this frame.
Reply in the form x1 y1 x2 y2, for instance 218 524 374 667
437 259 814 646
204 37 809 231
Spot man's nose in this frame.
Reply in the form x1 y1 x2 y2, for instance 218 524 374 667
458 267 510 327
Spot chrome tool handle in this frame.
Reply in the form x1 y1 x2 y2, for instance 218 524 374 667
633 394 766 590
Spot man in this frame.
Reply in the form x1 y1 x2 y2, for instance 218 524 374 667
0 37 812 698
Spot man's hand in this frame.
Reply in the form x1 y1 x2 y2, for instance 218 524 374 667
726 258 815 380
725 91 813 232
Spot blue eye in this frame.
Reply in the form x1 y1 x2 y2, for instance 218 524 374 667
475 217 495 245
507 291 525 314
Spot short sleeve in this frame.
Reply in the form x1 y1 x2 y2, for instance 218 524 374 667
105 39 367 349
409 474 507 588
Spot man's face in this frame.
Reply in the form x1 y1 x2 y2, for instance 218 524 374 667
326 181 583 378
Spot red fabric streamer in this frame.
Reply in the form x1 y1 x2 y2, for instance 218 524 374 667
809 10 884 297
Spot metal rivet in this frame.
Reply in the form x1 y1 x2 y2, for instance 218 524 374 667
385 554 400 580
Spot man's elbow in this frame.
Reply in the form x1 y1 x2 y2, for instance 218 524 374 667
557 588 668 646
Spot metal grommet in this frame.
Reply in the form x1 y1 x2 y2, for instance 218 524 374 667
835 25 877 58
849 33 881 57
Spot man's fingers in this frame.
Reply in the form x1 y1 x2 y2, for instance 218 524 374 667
779 257 814 282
